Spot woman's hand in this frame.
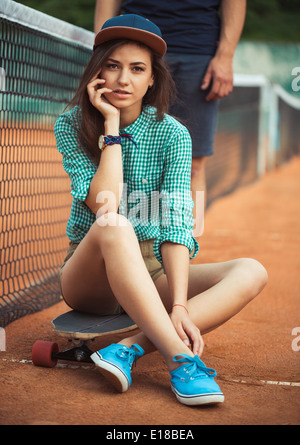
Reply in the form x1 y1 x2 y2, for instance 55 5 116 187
170 305 204 357
87 76 120 122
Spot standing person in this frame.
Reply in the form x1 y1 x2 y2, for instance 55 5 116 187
94 0 247 217
54 14 267 406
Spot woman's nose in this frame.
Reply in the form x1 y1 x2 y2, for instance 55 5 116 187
118 69 130 85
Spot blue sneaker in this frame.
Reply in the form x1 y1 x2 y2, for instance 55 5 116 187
170 354 224 406
91 343 144 392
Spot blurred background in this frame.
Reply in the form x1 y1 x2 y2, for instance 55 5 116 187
12 0 300 98
12 0 300 42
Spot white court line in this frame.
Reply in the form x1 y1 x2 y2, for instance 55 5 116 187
2 357 300 386
260 380 300 387
1 357 95 370
221 377 300 387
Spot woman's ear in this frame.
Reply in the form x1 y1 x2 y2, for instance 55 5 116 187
149 74 154 88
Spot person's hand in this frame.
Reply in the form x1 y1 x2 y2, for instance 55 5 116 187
201 53 233 101
170 305 204 356
87 76 120 121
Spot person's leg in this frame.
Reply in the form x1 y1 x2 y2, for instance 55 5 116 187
187 259 268 333
60 212 193 371
120 258 268 353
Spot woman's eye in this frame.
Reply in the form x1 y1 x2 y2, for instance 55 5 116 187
104 64 144 72
106 63 119 69
132 66 144 72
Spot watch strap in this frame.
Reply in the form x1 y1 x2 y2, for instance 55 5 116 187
98 133 138 151
99 135 122 151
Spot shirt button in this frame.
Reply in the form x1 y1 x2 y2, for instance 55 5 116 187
142 178 148 184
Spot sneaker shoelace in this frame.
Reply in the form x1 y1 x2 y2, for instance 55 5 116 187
116 345 143 368
173 354 217 382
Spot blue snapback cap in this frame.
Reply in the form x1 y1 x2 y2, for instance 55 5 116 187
94 14 167 56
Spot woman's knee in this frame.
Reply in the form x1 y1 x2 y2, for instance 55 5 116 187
92 212 135 246
234 258 268 300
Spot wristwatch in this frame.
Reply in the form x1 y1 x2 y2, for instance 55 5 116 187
98 135 122 151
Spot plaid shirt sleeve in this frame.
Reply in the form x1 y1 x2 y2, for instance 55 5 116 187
152 125 199 264
54 109 97 202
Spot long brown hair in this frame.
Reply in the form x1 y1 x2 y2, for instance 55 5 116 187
69 39 176 164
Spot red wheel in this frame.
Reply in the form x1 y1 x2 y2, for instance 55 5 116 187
32 340 59 368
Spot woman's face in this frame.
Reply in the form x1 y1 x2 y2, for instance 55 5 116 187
99 42 154 122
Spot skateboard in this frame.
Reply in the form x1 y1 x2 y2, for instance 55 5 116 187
32 310 137 368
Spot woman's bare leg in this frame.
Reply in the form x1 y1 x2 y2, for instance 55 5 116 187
60 212 193 371
186 259 268 333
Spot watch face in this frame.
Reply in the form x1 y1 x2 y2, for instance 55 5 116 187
98 135 104 150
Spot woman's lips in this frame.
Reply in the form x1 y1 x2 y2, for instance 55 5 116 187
112 90 131 98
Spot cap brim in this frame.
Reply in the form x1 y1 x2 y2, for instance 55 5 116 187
94 26 167 56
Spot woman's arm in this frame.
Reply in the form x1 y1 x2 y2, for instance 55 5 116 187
161 242 204 356
161 243 189 308
84 77 123 217
155 125 202 355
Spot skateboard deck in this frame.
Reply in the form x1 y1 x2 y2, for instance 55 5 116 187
32 311 137 368
52 310 137 339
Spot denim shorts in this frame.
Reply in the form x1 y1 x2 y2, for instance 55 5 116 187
165 53 219 158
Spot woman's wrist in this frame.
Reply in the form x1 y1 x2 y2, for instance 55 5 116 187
172 303 189 313
104 116 120 136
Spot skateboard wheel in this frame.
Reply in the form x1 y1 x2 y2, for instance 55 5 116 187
32 340 59 368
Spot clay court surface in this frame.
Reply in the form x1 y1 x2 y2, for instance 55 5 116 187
1 156 300 426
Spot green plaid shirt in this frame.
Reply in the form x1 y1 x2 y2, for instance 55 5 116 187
54 106 199 265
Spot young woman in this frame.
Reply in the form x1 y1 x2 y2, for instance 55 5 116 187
54 14 268 406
